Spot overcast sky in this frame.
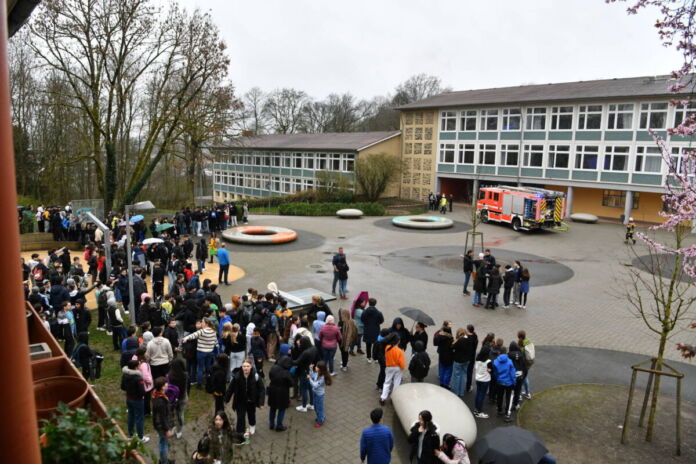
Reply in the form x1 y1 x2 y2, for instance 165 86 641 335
185 0 680 100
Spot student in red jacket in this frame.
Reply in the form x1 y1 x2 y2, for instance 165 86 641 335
319 315 342 376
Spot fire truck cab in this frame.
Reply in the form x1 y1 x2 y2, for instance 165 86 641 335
476 185 566 231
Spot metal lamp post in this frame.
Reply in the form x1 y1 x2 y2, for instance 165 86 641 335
124 200 155 321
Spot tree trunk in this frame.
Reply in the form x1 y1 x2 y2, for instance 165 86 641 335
104 142 117 213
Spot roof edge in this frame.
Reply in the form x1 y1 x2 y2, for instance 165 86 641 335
356 131 402 151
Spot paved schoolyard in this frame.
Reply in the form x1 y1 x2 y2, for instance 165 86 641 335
160 206 696 463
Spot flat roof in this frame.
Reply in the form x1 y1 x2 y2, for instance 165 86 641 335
214 131 401 152
397 75 694 110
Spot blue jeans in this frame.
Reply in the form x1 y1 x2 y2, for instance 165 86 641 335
473 292 482 305
323 347 337 373
332 271 339 293
269 407 286 428
522 376 531 396
300 376 314 408
158 430 169 463
314 393 325 424
338 279 347 297
196 351 214 384
439 363 453 388
463 271 471 293
197 259 205 273
475 380 490 412
126 399 144 438
450 361 469 396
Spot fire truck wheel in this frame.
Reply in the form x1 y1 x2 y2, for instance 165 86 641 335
512 217 521 231
480 210 489 223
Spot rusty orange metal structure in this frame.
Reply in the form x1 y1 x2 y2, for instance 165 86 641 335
0 0 41 461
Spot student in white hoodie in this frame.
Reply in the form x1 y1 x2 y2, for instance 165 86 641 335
146 326 174 380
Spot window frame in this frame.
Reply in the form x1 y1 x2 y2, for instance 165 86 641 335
480 109 499 132
525 107 547 131
501 108 521 131
639 102 668 129
603 146 630 172
440 111 457 132
547 144 570 169
500 143 520 166
577 104 603 130
574 145 600 170
634 146 663 173
459 110 477 131
674 101 696 127
522 144 544 167
478 143 496 165
458 143 475 164
607 103 635 130
439 143 455 164
550 106 573 130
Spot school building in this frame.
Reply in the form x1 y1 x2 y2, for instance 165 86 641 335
396 75 694 223
210 131 401 202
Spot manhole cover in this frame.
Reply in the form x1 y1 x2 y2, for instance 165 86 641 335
316 270 327 274
424 255 433 258
309 264 323 269
338 236 346 239
323 251 333 254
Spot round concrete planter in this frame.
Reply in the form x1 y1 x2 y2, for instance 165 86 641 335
336 208 363 219
570 213 599 224
392 215 454 230
222 226 298 244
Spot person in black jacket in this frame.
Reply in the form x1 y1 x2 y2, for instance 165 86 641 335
389 318 411 351
408 340 430 382
373 328 392 391
224 359 266 439
485 265 502 309
508 341 528 414
267 352 293 431
472 259 488 307
152 376 173 462
293 336 318 411
210 354 229 413
450 328 476 397
152 260 166 300
465 324 478 393
433 322 453 388
361 299 384 362
408 410 440 464
410 322 428 352
121 359 149 442
461 249 474 295
195 238 207 273
73 299 91 334
502 265 516 309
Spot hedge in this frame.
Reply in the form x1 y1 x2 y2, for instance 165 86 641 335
278 202 385 216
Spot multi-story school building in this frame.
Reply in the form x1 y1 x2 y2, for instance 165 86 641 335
397 75 694 223
211 131 401 202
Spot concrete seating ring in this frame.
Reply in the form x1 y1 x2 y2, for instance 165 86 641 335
570 213 599 224
336 208 363 219
392 215 454 230
222 226 298 244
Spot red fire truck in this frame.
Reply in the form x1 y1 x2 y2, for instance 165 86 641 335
476 185 566 231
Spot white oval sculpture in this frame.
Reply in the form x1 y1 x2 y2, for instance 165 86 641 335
391 383 477 448
570 213 598 224
337 208 363 218
392 215 454 230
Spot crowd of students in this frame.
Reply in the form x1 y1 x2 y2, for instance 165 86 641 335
462 248 532 309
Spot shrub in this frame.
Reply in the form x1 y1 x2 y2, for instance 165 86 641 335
278 202 384 216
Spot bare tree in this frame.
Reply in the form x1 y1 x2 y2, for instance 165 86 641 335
240 87 268 135
263 88 308 134
391 73 449 106
354 153 406 201
300 100 332 133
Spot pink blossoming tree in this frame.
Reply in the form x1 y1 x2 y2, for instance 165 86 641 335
608 0 696 359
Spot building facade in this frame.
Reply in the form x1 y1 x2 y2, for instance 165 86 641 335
398 75 694 223
211 131 401 202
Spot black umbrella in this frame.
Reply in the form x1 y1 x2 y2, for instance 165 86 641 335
473 426 548 464
398 307 435 326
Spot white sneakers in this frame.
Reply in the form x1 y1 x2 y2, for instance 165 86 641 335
307 404 315 410
295 405 307 412
141 435 150 443
473 411 489 419
249 425 255 435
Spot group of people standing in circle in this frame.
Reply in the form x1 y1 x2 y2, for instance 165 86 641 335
462 249 531 310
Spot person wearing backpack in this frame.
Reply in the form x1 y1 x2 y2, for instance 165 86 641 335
224 359 266 440
518 330 534 399
121 359 150 443
209 353 229 413
95 282 110 332
409 340 430 382
147 326 174 380
71 332 94 381
507 342 528 414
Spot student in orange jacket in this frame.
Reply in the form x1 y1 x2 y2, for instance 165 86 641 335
380 334 405 405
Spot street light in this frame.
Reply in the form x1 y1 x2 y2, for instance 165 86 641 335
124 200 155 322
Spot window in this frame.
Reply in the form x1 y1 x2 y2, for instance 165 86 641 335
604 146 630 171
602 190 639 209
577 105 602 130
282 154 292 168
272 154 281 167
501 109 521 130
500 144 519 166
547 145 570 168
480 109 499 131
439 143 455 163
607 104 634 129
460 110 477 131
343 154 355 172
441 111 457 131
215 173 221 183
635 146 663 173
316 154 327 170
674 101 696 126
293 153 303 168
525 107 546 130
575 145 599 170
550 106 573 130
639 102 668 129
458 144 475 164
479 144 496 165
670 147 695 175
304 155 315 170
330 154 341 171
523 144 544 167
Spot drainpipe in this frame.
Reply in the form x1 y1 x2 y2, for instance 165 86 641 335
0 2 41 461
